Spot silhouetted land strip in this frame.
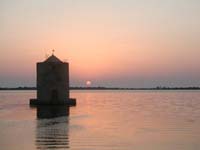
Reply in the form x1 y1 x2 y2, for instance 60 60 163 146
0 86 200 90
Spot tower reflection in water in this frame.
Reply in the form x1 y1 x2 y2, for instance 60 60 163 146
36 106 70 149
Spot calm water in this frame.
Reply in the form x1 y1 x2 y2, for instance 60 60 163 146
0 90 200 150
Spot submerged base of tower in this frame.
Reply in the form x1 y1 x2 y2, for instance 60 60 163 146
29 98 76 106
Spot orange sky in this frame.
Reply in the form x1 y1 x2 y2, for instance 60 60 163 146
0 0 200 87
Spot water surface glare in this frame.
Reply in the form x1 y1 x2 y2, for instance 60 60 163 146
0 90 200 150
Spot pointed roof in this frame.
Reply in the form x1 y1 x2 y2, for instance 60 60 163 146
44 54 62 63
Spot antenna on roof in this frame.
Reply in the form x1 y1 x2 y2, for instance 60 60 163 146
52 49 55 55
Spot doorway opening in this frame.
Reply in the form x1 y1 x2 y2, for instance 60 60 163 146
51 89 58 102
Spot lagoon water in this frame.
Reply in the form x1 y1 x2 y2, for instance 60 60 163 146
0 90 200 150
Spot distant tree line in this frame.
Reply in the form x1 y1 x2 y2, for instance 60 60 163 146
0 86 200 90
0 87 36 90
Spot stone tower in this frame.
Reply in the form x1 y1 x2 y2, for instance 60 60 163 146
30 54 76 106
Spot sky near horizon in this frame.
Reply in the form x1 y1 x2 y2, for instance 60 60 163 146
0 0 200 87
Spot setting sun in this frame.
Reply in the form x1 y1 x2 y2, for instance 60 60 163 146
86 81 92 86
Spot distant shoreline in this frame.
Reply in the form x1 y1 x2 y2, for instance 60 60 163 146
0 87 200 90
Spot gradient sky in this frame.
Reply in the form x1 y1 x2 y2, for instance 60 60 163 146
0 0 200 88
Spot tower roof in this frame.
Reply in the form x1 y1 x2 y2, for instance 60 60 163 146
45 55 62 63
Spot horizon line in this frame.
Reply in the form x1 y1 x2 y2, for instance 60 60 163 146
0 86 200 90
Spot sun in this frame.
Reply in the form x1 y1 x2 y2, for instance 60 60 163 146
86 81 92 86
